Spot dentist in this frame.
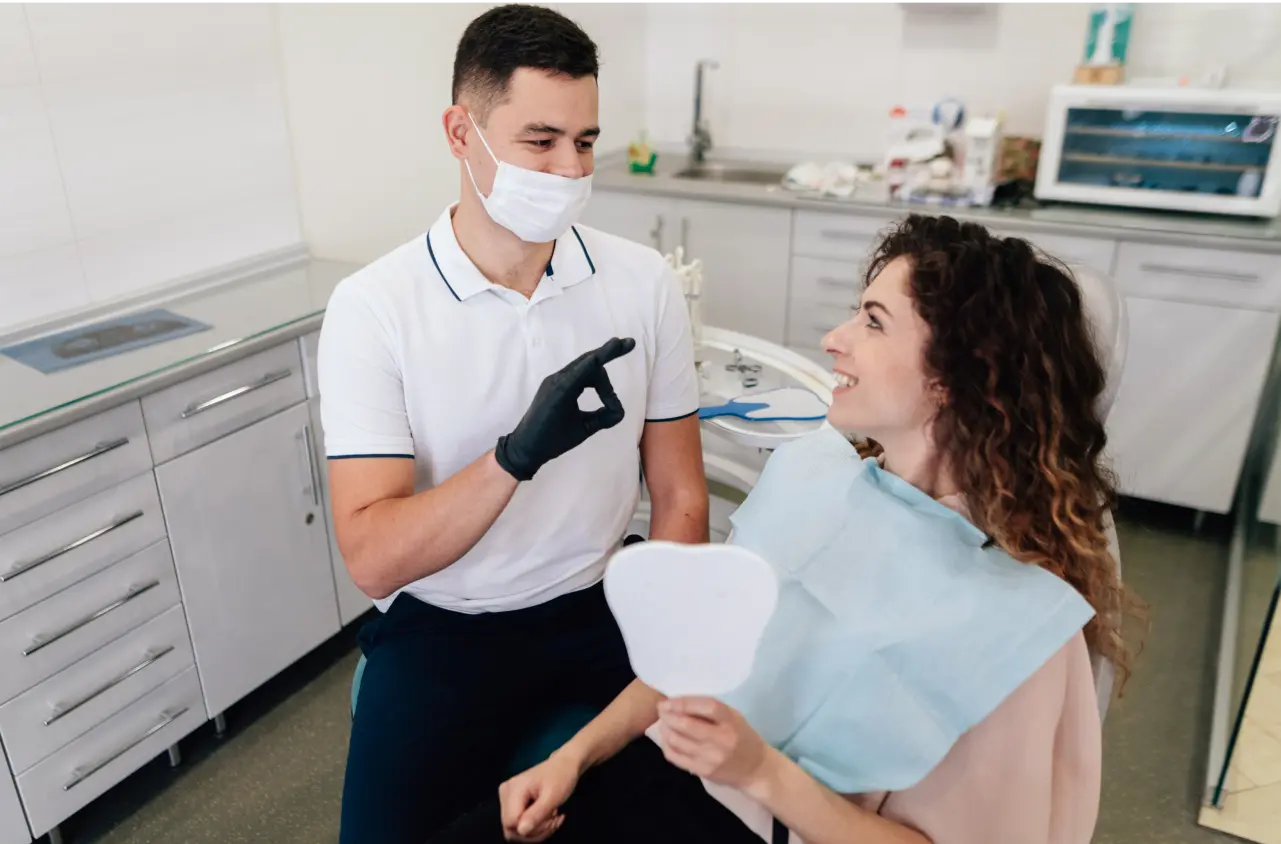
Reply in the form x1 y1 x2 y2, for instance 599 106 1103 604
318 5 709 843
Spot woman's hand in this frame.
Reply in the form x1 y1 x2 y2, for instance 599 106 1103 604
498 751 582 842
656 697 774 792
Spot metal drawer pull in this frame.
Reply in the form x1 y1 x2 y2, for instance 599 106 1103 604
180 369 293 418
0 511 145 583
819 230 867 241
23 581 160 657
1139 263 1260 284
816 276 858 290
0 438 130 499
45 645 175 726
302 425 321 506
63 705 188 791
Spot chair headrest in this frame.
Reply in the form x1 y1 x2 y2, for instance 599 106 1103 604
1063 263 1129 422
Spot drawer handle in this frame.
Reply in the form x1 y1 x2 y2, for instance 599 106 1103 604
63 705 189 791
0 511 145 583
0 438 130 499
45 644 176 726
816 276 859 291
820 230 867 241
1138 263 1261 284
23 580 160 657
302 424 321 506
180 369 293 419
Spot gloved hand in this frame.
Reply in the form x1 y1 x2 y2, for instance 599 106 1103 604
495 337 637 481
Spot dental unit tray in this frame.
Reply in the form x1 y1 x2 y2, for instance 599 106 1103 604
698 387 828 422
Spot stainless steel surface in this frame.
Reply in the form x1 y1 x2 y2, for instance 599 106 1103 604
1139 264 1261 284
44 645 176 726
0 438 131 498
213 713 227 735
24 581 161 657
673 162 788 186
302 425 320 507
48 826 62 844
689 59 719 165
180 369 293 419
0 510 145 583
62 706 188 791
167 743 181 768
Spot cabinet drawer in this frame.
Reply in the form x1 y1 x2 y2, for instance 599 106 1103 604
0 472 165 623
0 541 178 703
0 605 192 775
0 402 151 537
1113 242 1281 310
0 765 24 844
992 230 1117 276
786 299 853 352
793 211 888 261
142 343 306 463
790 256 864 308
17 667 204 837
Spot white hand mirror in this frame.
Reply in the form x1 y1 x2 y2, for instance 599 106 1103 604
604 541 778 698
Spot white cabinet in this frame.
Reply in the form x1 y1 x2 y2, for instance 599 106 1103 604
1106 297 1280 513
582 191 674 253
156 402 340 718
678 200 792 345
0 764 28 844
584 191 793 344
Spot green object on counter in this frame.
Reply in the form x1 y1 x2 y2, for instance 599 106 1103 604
627 130 658 174
1084 4 1133 66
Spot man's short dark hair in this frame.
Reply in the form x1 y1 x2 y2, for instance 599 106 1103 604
453 4 599 123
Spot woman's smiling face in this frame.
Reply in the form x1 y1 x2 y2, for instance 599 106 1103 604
822 256 940 440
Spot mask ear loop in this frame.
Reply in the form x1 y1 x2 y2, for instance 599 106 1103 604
463 112 501 201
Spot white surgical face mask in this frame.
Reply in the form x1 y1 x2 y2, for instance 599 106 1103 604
465 113 593 243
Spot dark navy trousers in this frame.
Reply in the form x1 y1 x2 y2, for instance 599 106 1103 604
338 584 635 844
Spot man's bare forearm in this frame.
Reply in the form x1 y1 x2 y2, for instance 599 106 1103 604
648 488 710 543
554 679 665 773
342 451 518 599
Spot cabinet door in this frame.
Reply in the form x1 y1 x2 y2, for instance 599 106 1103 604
676 200 792 344
0 765 28 844
156 403 340 717
580 190 676 253
1106 298 1279 513
309 398 371 626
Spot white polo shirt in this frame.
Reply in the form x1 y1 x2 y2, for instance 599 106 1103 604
318 206 700 614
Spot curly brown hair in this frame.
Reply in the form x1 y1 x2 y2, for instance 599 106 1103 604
859 214 1143 690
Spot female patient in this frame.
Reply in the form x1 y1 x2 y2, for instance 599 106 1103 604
431 214 1140 844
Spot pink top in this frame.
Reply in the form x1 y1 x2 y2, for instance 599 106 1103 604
690 490 1104 844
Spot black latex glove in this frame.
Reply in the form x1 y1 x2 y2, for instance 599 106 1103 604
494 337 637 481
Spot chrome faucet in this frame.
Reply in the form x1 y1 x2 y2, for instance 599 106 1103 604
689 59 719 165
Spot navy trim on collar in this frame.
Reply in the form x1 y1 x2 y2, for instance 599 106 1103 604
425 231 461 302
571 226 596 275
546 239 556 277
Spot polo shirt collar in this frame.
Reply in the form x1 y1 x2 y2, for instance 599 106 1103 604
426 206 596 302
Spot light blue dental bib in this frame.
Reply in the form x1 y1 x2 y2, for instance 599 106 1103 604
720 426 1095 794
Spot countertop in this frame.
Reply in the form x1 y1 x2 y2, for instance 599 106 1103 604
0 256 359 449
592 152 1281 253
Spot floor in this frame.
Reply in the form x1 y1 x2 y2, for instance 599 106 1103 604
1198 571 1281 844
57 504 1251 844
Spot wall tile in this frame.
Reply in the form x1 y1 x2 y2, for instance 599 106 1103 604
78 191 301 304
0 244 88 331
0 5 39 88
23 3 275 84
42 62 295 241
0 86 75 258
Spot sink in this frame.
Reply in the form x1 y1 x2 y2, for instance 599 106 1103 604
673 162 789 186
